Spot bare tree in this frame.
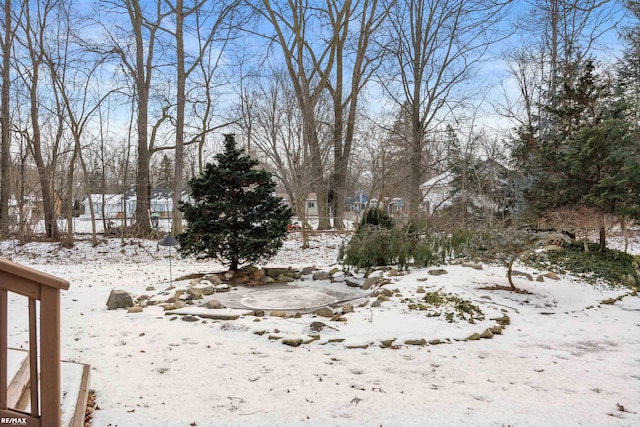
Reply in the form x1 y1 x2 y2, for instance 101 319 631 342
14 0 68 239
0 0 14 235
45 2 114 246
161 0 240 235
327 0 392 230
255 0 342 230
239 70 316 247
99 0 172 235
380 0 511 215
521 0 623 117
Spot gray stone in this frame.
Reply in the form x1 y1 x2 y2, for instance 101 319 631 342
388 268 399 277
466 332 481 341
173 300 187 309
362 276 384 290
373 288 394 297
404 338 427 346
282 338 303 347
379 338 396 347
145 286 156 291
197 285 215 296
277 274 296 283
106 290 134 310
479 329 494 339
536 275 545 282
462 262 483 270
309 321 329 332
314 307 334 318
330 313 344 321
186 287 203 300
341 303 354 314
202 273 222 286
214 284 231 293
201 300 223 309
269 311 289 318
127 307 143 313
428 269 448 276
181 315 199 322
260 276 275 284
490 314 510 326
511 270 533 281
345 277 362 288
312 271 331 281
345 343 370 349
489 326 503 335
301 266 317 275
416 286 426 294
543 271 559 280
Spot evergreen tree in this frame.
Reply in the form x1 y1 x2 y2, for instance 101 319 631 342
156 154 174 190
178 134 293 271
526 60 640 248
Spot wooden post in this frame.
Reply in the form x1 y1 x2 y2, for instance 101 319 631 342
39 286 61 425
0 258 69 427
0 289 7 410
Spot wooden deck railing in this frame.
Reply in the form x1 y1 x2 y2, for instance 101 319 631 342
0 258 69 427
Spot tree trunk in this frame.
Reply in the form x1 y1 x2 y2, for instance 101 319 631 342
63 140 80 248
131 0 151 235
599 213 606 250
0 0 12 236
172 0 185 236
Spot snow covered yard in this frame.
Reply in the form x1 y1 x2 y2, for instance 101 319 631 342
2 233 640 426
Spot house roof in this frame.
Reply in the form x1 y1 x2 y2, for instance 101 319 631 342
419 172 454 189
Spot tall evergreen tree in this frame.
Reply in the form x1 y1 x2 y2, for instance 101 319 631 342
178 134 292 271
526 60 640 248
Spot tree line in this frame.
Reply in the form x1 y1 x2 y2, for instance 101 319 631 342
0 0 635 247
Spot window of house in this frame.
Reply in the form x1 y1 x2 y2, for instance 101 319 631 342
308 201 316 209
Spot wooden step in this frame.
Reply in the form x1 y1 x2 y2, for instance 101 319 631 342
7 348 91 427
6 350 29 409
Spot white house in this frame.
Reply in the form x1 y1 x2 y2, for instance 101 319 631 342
419 172 455 214
82 194 135 219
276 192 319 218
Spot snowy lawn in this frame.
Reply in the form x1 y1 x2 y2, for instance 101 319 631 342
2 232 640 426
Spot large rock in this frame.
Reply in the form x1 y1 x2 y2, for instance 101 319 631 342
312 271 331 281
314 307 334 318
428 269 448 276
344 277 362 288
106 290 134 310
301 266 317 276
201 300 223 309
362 276 384 290
186 287 203 300
309 321 329 332
341 303 354 314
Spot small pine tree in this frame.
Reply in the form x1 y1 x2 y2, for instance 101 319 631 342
178 134 292 271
